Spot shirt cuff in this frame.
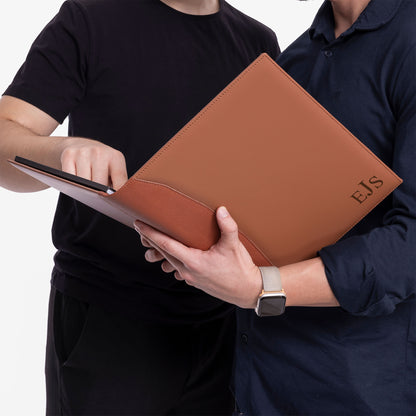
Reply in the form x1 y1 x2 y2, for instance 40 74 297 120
319 236 396 317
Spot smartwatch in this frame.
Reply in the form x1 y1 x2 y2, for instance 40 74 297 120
255 266 286 317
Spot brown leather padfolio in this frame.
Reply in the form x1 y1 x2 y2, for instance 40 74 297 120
10 53 402 267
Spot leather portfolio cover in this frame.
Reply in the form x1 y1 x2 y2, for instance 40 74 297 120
9 53 402 267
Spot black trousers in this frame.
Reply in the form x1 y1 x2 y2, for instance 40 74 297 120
46 287 235 415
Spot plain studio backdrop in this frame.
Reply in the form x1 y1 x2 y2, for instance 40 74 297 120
0 0 323 414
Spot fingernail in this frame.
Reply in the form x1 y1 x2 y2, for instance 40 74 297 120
218 206 229 218
134 222 142 232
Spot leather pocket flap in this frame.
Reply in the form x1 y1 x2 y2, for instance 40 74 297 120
108 179 272 266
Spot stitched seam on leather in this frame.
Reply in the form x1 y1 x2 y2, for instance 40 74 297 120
134 54 269 178
134 53 401 185
264 57 402 182
131 179 216 211
128 179 273 263
107 173 144 197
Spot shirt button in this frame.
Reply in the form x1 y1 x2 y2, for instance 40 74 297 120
324 50 333 57
241 333 248 344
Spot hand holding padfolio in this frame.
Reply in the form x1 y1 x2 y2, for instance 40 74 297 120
10 53 402 267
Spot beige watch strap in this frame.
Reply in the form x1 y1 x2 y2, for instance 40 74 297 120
259 266 282 292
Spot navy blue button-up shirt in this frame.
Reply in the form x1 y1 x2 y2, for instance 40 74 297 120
234 0 416 414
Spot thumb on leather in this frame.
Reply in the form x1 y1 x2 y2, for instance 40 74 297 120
216 206 239 248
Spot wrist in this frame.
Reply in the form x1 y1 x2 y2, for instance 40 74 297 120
254 266 286 317
239 265 262 309
278 257 339 307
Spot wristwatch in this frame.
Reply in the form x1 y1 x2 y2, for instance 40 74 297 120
255 266 286 317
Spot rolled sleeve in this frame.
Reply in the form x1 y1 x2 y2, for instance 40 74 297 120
320 46 416 317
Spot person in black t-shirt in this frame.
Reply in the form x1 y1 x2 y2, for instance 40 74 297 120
0 0 279 414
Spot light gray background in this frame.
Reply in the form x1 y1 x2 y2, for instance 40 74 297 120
0 0 323 413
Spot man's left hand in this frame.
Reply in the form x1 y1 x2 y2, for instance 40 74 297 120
134 206 262 309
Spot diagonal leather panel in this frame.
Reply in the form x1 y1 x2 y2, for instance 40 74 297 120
9 53 402 267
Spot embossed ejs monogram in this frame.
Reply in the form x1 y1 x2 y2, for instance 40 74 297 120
351 176 384 204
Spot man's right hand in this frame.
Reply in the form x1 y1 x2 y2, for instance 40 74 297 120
59 138 128 190
0 96 128 192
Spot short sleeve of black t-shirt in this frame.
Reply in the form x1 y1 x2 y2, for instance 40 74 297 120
5 1 89 123
4 0 280 324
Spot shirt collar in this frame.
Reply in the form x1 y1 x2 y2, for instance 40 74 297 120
309 0 402 43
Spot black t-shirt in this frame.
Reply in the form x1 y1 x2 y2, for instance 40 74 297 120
5 0 279 324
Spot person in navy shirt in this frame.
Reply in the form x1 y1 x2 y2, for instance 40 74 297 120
137 0 416 414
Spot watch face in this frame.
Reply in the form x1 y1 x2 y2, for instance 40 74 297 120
257 294 286 317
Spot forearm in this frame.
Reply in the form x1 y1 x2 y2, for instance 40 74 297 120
136 208 341 310
0 118 72 192
279 257 340 307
